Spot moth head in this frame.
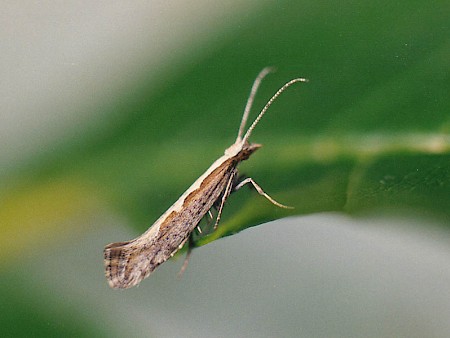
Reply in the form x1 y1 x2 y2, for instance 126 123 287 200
240 142 262 160
224 140 261 158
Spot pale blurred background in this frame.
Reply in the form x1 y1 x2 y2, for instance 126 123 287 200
1 1 268 171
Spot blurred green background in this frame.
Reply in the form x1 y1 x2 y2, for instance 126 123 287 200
1 1 449 337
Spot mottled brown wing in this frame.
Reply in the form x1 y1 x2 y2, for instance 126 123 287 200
104 159 237 289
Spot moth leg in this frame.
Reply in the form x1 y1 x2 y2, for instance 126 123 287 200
179 210 212 276
234 178 294 209
213 171 237 229
206 209 215 226
178 235 194 278
196 209 216 234
179 209 215 276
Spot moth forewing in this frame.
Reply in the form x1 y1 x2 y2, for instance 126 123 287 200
104 68 307 289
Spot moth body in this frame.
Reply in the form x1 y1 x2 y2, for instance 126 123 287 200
104 68 307 289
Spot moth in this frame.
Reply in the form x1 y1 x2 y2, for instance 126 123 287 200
104 68 307 289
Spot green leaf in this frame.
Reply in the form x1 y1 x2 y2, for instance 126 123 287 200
2 0 449 254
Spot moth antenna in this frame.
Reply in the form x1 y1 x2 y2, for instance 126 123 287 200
236 67 275 142
242 77 308 144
